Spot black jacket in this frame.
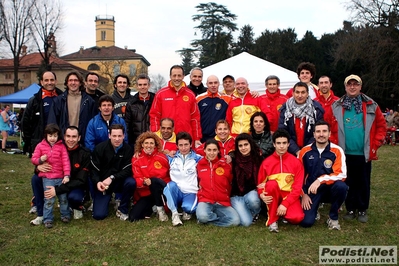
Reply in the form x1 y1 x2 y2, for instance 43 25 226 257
187 82 207 96
125 92 155 146
90 140 133 192
21 86 63 150
55 145 90 195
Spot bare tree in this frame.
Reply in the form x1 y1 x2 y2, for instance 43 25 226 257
0 0 35 92
29 0 63 72
345 0 399 27
149 74 166 93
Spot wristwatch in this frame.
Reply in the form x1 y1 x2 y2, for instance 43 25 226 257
110 175 115 180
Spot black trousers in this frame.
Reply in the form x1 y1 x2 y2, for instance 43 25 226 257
345 154 371 212
129 177 167 221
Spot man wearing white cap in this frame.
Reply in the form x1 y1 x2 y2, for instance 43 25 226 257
331 74 386 223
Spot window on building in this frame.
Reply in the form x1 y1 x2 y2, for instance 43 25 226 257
101 21 105 25
5 73 12 80
129 64 136 77
87 63 100 70
101 31 106 41
113 65 120 76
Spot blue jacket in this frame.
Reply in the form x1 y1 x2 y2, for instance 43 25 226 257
299 142 347 194
48 91 96 143
196 91 229 142
278 100 324 155
85 112 127 152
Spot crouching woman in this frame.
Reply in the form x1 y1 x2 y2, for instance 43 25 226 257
196 139 240 227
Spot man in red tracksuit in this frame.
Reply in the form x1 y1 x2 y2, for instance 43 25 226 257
257 129 304 232
149 65 202 148
261 75 288 132
314 76 339 144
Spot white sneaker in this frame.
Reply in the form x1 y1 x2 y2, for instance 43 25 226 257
315 211 321 221
29 206 37 214
87 203 93 212
73 209 83 220
269 221 279 233
30 216 43 226
157 208 168 222
327 218 341 230
116 210 128 221
182 212 192 221
172 212 183 226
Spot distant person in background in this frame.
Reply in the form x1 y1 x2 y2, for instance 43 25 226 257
1 105 11 153
112 74 133 120
187 67 207 96
286 62 319 99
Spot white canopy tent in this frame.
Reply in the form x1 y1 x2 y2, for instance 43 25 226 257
184 52 298 94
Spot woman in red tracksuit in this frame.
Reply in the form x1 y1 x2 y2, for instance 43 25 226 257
130 132 170 222
196 119 235 163
196 139 240 227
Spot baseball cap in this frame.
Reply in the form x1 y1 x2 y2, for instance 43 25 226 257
344 74 362 85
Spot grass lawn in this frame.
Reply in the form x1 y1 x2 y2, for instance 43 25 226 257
0 138 398 265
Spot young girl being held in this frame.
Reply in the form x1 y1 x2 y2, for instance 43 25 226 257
31 124 71 229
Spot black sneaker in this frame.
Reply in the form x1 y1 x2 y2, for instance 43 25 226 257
252 214 260 224
44 221 53 229
343 211 356 221
358 211 368 223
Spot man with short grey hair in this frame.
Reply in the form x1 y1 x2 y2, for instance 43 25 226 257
187 67 207 96
261 75 288 132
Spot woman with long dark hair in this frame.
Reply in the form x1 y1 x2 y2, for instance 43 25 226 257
196 139 240 227
231 133 262 226
250 111 274 159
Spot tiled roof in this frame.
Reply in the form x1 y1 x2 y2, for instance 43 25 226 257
0 53 80 69
61 46 151 66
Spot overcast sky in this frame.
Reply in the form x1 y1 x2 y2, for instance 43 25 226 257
60 0 351 79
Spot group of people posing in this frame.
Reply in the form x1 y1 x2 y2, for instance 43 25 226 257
22 61 386 232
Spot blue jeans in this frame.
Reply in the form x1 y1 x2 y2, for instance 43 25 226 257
231 190 261 227
163 181 197 213
196 202 240 227
300 181 348 228
43 178 69 223
32 174 86 214
92 177 136 220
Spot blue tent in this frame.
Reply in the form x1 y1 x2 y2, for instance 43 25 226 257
0 83 41 104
